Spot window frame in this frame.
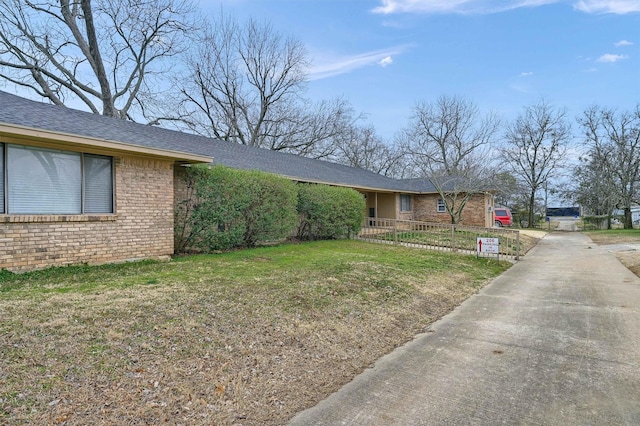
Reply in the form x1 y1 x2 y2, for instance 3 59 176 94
437 198 446 213
0 143 4 214
83 153 115 214
400 194 412 212
0 142 114 215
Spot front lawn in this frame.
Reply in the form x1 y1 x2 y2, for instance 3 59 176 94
0 240 510 425
583 228 640 245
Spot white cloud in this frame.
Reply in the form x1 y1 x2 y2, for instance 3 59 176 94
510 83 530 93
371 0 639 14
520 71 534 76
614 39 634 47
596 53 628 62
372 0 559 15
309 47 405 80
573 0 640 14
379 56 394 67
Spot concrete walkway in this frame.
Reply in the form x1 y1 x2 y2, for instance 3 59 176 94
289 232 640 425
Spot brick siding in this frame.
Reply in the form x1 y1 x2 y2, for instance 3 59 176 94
414 193 489 227
0 156 175 272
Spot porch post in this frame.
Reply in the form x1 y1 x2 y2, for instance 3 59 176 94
375 193 378 218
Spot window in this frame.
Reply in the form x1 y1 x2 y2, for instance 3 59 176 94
400 194 411 212
1 143 113 214
0 143 4 214
437 198 446 213
84 154 114 213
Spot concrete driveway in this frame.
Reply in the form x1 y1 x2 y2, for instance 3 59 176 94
289 232 640 425
555 216 580 231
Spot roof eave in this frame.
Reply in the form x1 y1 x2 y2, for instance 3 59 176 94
276 173 422 193
0 122 212 164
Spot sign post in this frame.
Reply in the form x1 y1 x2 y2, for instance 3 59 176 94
477 237 499 260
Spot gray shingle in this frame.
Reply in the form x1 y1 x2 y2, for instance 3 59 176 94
0 91 423 193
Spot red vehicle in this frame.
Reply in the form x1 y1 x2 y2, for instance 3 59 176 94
494 207 513 227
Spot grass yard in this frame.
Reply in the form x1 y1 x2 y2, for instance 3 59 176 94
0 240 511 425
370 229 529 256
583 228 640 244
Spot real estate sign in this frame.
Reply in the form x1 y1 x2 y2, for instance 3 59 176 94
477 237 499 254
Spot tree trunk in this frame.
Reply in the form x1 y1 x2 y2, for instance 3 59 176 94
623 207 633 229
528 191 536 228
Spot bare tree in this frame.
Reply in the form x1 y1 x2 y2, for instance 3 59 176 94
577 105 640 229
400 95 500 224
573 155 619 228
0 0 195 119
178 15 350 158
493 171 525 210
331 124 406 177
501 100 571 228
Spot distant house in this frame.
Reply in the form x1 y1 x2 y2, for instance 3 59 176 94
0 91 495 272
612 205 640 225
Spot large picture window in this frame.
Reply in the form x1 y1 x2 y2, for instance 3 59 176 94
0 144 4 214
1 143 113 214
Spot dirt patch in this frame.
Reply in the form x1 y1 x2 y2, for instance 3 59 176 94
586 233 640 245
616 250 640 277
584 232 640 279
519 229 548 240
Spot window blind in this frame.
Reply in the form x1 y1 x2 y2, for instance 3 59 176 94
0 144 4 214
84 154 113 213
400 194 411 212
8 145 82 214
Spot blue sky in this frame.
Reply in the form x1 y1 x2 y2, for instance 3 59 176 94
203 0 640 141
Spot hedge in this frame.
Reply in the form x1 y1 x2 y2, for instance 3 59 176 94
175 166 366 253
175 165 298 252
296 184 365 240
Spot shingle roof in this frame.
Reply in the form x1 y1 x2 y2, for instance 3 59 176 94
0 90 422 193
399 178 438 193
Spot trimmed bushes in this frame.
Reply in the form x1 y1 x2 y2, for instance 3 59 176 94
175 165 365 253
175 165 298 252
296 184 365 240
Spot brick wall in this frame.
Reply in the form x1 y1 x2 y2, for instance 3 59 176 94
0 156 175 272
414 193 489 227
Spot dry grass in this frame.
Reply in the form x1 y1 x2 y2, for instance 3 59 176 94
518 229 548 240
0 240 512 425
616 251 640 277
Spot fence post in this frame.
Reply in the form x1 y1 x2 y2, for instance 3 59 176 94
515 231 520 260
394 220 398 244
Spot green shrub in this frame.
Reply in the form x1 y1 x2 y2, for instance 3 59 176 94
175 165 298 252
297 184 365 240
239 170 299 247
